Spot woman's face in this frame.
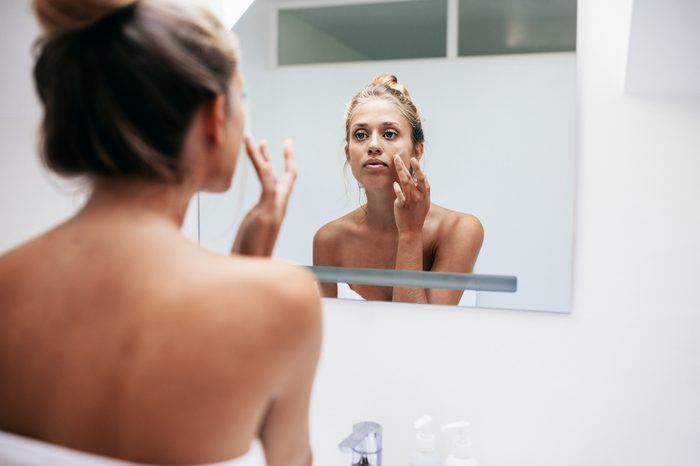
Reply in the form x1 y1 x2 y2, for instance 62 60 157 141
206 69 246 192
346 97 422 191
226 69 246 172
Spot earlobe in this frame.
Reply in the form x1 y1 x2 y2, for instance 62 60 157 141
414 143 424 161
344 144 349 162
203 94 228 146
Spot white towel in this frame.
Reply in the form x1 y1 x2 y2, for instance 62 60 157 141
0 430 266 466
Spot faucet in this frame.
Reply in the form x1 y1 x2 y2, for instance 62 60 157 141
338 421 382 466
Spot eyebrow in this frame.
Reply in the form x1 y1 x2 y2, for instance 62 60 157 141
351 121 401 130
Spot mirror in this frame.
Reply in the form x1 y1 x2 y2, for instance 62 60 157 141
198 0 577 312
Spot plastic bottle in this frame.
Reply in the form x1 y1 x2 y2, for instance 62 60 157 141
408 415 440 466
441 421 478 466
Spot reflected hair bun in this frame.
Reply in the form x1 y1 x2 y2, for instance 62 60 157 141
33 0 136 36
370 74 412 99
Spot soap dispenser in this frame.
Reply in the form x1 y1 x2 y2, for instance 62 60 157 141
441 421 478 466
408 415 440 466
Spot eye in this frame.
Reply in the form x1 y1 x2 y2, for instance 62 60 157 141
383 130 398 139
353 131 368 141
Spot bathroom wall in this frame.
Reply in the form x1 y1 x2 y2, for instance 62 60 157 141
308 1 700 465
1 1 699 466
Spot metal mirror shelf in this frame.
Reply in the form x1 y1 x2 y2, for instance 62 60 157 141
308 266 517 293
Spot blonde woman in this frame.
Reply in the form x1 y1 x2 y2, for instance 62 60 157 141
314 75 483 305
0 1 320 465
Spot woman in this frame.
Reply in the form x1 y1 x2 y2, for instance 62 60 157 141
0 1 321 466
313 75 484 305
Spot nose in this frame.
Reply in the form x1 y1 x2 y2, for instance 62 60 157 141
367 132 382 156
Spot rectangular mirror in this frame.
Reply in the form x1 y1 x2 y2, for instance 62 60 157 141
199 0 577 312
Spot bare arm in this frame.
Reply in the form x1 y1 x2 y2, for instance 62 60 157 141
391 157 483 305
392 155 430 303
425 215 484 305
258 269 323 466
312 225 339 298
393 230 428 303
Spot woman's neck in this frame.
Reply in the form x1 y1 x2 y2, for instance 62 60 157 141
77 178 197 229
363 188 398 231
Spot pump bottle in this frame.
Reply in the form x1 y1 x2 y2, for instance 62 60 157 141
441 421 478 466
408 415 440 466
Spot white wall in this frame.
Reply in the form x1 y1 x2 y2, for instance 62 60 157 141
308 1 700 465
625 0 700 94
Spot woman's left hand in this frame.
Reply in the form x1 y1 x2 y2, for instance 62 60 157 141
231 135 297 257
392 154 430 234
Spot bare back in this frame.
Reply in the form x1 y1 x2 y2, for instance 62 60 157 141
0 214 321 465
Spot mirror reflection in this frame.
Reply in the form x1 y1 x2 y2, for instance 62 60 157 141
199 0 577 312
313 75 483 305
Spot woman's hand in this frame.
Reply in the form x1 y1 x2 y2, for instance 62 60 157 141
392 154 430 234
231 135 297 257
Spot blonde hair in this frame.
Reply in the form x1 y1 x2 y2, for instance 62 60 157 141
344 74 424 146
32 0 238 181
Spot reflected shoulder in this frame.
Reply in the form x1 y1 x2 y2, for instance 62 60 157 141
312 214 357 266
314 210 360 239
428 204 484 242
431 203 481 226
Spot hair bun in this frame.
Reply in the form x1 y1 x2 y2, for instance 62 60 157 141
371 74 397 86
33 0 136 36
370 74 411 98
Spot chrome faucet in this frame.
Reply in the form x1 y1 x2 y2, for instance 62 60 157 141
338 421 382 466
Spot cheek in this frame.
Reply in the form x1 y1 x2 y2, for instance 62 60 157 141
347 144 362 162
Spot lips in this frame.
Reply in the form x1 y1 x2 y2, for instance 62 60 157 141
363 160 388 167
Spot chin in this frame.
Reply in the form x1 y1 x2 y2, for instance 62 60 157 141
360 178 395 191
202 176 233 193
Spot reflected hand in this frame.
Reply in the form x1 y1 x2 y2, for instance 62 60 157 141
392 154 430 234
232 135 297 257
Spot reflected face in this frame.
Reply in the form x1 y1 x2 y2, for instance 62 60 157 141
346 98 422 190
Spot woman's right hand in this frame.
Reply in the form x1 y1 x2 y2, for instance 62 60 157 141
392 154 431 234
231 135 297 257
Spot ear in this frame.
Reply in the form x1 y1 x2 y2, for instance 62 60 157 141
344 144 350 162
413 142 424 161
201 94 228 147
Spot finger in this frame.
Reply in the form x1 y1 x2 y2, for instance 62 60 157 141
244 135 265 181
393 154 413 189
282 140 297 182
245 136 276 201
278 140 298 202
411 158 429 193
393 181 406 206
259 140 279 190
259 139 272 163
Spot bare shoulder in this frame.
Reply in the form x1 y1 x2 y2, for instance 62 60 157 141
182 253 322 346
129 252 322 434
424 204 484 274
429 204 484 243
313 210 361 266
